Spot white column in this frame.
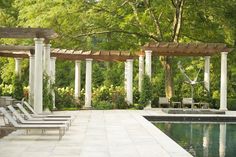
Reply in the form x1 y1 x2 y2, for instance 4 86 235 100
29 54 35 106
138 55 144 92
34 38 44 113
74 60 81 100
145 50 152 78
220 52 228 111
50 57 56 109
84 58 93 108
14 58 22 77
219 123 226 157
126 59 133 105
43 44 51 76
204 56 210 92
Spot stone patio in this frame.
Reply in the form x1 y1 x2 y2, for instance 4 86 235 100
0 110 193 157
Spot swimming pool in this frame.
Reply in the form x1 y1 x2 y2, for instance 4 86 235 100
153 122 236 157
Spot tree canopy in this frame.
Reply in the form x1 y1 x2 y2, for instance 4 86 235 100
0 0 235 105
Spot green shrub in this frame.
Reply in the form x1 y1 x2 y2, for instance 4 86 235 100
0 84 13 96
12 75 24 100
93 85 128 109
55 87 77 110
43 74 53 111
228 99 236 110
92 101 114 110
134 103 144 110
133 87 140 104
139 74 153 106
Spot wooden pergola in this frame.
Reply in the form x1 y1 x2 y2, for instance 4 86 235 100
0 45 137 62
142 42 233 56
141 42 233 110
0 27 233 111
0 27 57 41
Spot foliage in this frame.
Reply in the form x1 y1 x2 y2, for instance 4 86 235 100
93 85 128 109
55 86 77 110
12 74 24 100
133 103 144 110
139 74 153 106
43 74 53 111
0 0 236 110
92 101 114 110
0 84 13 96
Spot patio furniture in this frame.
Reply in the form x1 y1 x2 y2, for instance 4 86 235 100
22 101 72 118
16 103 72 125
7 105 70 128
159 97 170 108
182 98 200 108
0 107 66 140
199 102 209 109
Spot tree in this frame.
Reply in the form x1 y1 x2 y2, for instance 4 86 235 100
12 74 24 100
139 74 153 106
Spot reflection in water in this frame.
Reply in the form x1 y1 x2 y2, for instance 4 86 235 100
203 125 210 157
219 123 226 157
154 122 236 157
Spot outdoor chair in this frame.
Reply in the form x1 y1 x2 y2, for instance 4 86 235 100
0 107 66 140
22 101 72 118
16 103 72 125
7 105 70 129
158 97 170 108
182 98 200 108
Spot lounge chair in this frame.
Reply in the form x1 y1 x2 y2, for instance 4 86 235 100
182 98 200 108
158 97 170 108
15 103 72 125
7 105 70 128
0 107 66 140
22 101 72 118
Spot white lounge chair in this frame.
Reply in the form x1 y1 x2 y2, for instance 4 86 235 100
158 97 170 108
16 103 72 125
0 107 66 140
23 101 71 118
7 105 70 128
182 98 200 108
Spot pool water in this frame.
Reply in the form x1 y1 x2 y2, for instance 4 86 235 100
154 122 236 157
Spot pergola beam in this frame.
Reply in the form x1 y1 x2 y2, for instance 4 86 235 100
142 42 233 56
0 27 58 39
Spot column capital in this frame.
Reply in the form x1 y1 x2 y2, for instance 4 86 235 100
126 59 134 62
86 58 93 61
145 50 152 54
34 38 44 43
14 57 22 60
75 60 81 63
29 54 35 58
44 43 51 47
51 57 57 60
221 52 228 55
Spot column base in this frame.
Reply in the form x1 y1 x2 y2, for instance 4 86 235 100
83 106 93 110
219 108 228 111
144 104 152 110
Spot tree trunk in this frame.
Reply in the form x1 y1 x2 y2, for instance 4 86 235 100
164 56 174 98
162 0 184 98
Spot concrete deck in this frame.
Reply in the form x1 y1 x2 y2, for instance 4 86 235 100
0 110 192 157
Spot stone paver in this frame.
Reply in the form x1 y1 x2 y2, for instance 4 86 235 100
0 110 193 157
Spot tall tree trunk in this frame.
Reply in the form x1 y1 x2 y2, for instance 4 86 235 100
164 56 174 98
164 0 184 98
